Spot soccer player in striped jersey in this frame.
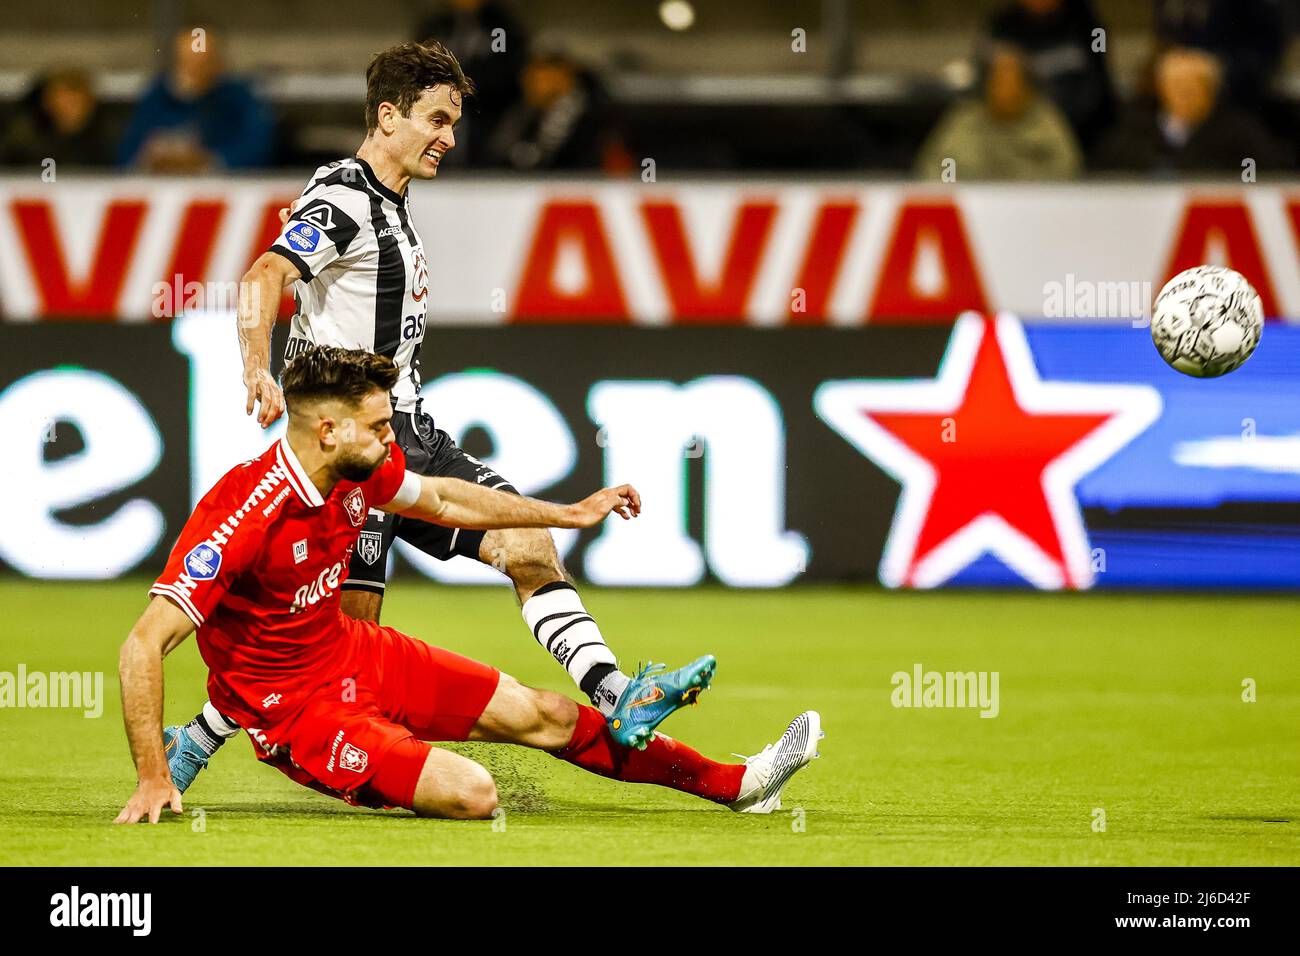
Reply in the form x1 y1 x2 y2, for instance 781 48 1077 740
163 41 715 791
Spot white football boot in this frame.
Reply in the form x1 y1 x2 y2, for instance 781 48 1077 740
729 710 823 814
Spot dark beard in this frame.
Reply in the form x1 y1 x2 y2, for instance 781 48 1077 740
335 454 379 482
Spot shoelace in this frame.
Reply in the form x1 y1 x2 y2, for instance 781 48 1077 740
731 742 775 765
633 661 667 681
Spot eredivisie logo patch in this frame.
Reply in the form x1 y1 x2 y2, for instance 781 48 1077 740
183 544 221 580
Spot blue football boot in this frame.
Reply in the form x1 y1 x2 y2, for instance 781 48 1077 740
609 655 717 750
163 724 210 794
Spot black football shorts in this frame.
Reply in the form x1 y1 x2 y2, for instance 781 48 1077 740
342 406 519 594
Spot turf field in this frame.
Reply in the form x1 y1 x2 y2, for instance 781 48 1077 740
1 578 1296 866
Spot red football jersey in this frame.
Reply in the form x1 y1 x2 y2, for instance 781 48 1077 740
151 437 408 733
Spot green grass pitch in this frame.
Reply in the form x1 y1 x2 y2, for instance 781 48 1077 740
1 578 1296 866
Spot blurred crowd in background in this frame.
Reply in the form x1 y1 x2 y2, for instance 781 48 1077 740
2 0 1298 179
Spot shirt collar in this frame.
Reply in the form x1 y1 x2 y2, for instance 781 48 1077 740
276 438 326 508
354 156 407 206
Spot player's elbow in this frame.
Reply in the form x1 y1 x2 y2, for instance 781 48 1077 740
241 255 270 285
120 627 149 657
244 252 296 289
118 629 149 676
119 623 168 669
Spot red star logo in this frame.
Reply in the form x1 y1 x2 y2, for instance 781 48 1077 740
816 313 1161 589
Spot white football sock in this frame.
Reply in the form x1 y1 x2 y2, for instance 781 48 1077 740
202 700 241 737
522 582 629 714
593 669 631 716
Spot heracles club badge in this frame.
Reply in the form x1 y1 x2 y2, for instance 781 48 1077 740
357 531 383 566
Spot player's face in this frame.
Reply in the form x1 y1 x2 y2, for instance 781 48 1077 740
332 390 396 482
399 85 462 180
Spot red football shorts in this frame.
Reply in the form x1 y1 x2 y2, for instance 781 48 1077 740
250 618 500 810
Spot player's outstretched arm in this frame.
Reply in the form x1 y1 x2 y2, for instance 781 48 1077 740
114 596 195 825
236 251 300 428
383 474 641 531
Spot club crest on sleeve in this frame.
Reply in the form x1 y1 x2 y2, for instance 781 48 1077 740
342 488 366 527
357 531 383 565
184 544 221 580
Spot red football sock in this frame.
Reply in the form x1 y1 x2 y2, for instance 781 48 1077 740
552 704 744 804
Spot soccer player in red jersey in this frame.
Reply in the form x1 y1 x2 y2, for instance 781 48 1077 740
115 348 819 822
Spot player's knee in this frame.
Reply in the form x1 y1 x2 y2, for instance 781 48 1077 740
416 763 498 820
452 769 499 820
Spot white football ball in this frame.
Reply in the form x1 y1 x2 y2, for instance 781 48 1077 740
1150 265 1263 377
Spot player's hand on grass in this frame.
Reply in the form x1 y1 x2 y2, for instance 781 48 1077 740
114 776 183 825
568 484 641 527
244 367 285 427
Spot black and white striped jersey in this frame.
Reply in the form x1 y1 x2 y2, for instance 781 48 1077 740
270 156 429 412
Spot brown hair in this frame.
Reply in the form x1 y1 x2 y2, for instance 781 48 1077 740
364 40 475 133
281 347 399 410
